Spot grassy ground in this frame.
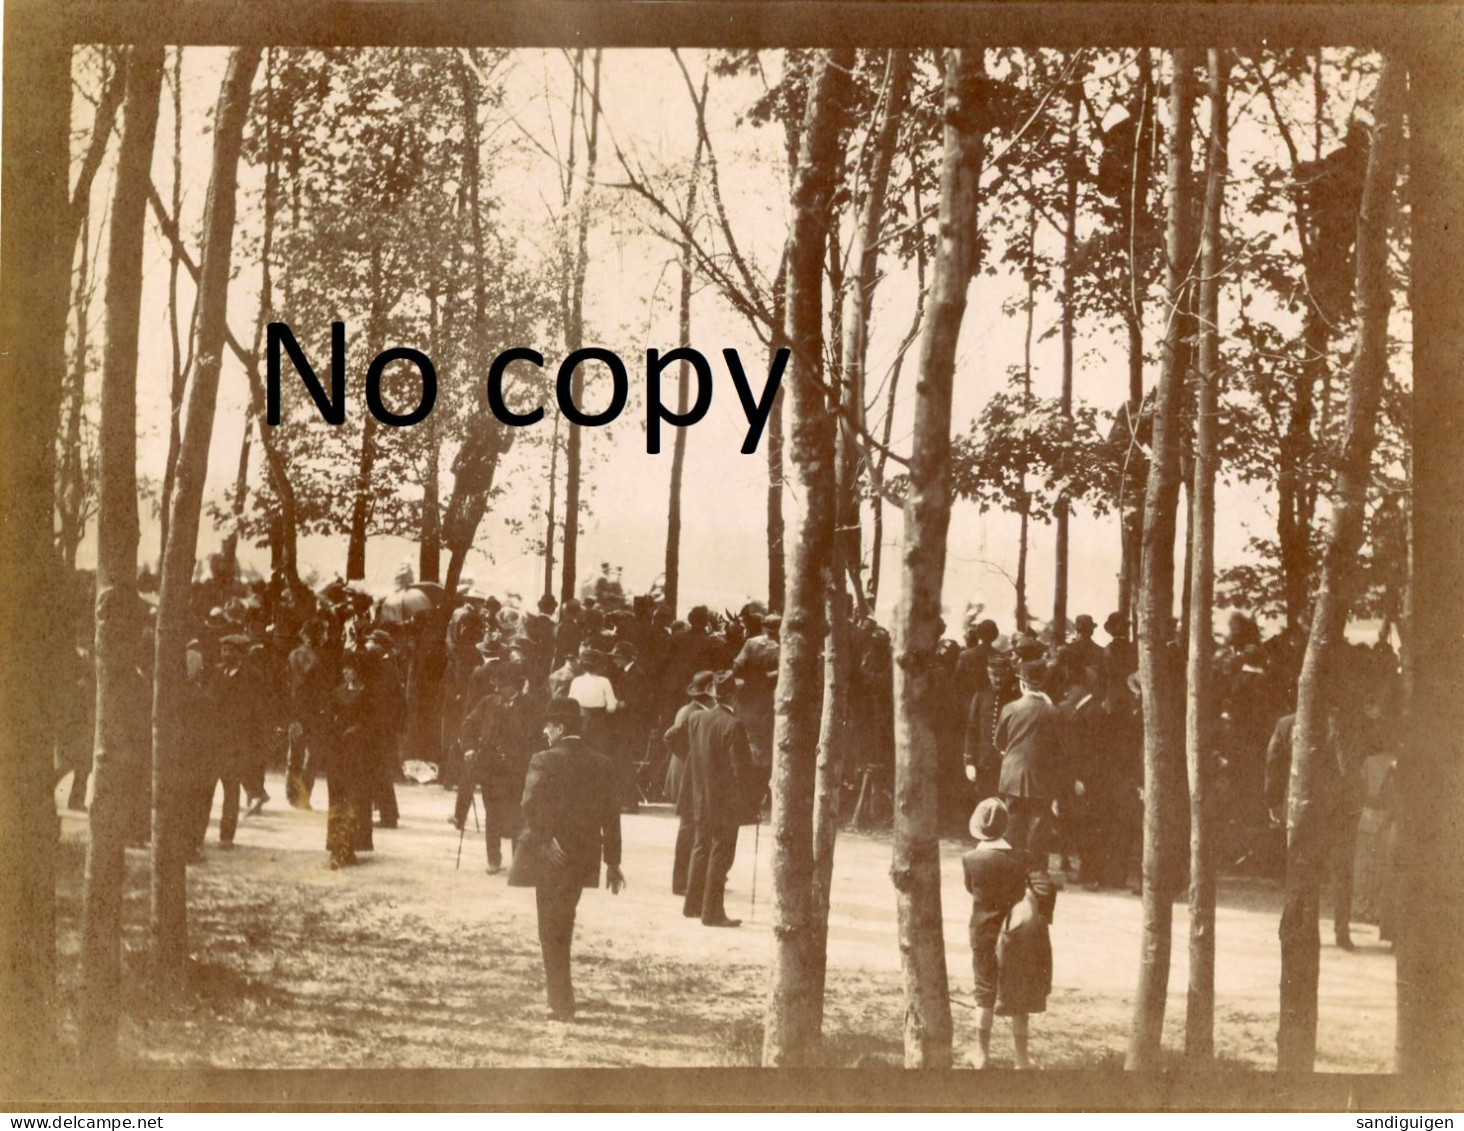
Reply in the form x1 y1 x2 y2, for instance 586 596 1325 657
48 773 1397 1072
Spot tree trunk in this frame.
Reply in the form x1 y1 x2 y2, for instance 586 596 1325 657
543 414 559 601
345 243 386 582
220 414 252 569
892 47 985 1070
766 257 788 612
560 48 602 605
1117 48 1153 628
664 113 706 619
420 290 443 584
160 49 191 561
808 47 912 1014
67 47 127 255
150 47 261 989
761 48 852 1069
1126 48 1195 1071
1015 203 1037 633
1054 73 1080 646
1399 44 1464 1085
84 43 164 1064
0 1 71 1076
84 45 164 1063
1184 47 1227 1063
1278 58 1402 1074
56 209 93 570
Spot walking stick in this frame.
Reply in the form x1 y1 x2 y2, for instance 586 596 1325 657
455 812 467 871
750 816 760 921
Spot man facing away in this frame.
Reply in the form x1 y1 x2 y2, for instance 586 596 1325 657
992 659 1070 861
508 696 625 1021
682 671 758 927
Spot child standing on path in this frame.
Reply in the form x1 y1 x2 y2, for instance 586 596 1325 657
962 796 1056 1068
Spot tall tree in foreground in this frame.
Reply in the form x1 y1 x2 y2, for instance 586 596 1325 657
81 44 164 1063
762 47 853 1068
891 46 987 1069
0 4 72 1077
810 47 912 1021
1277 58 1402 1073
662 76 707 618
1053 66 1082 645
1184 46 1229 1063
1126 48 1195 1071
150 47 262 987
559 47 603 605
1398 41 1464 1084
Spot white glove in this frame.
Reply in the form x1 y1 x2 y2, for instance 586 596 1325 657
964 765 977 783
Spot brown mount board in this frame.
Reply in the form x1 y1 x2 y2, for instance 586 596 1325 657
2 0 1462 1113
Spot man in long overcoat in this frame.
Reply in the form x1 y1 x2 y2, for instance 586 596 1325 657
682 672 757 927
663 670 714 895
456 664 538 873
508 697 625 1021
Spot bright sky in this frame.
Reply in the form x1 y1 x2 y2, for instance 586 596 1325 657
68 46 1400 633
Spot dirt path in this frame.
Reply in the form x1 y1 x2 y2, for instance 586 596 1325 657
53 771 1395 1070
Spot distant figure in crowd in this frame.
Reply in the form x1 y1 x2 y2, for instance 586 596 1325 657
324 654 375 869
509 697 625 1022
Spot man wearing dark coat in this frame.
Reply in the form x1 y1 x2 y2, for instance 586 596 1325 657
286 618 334 809
682 672 757 927
964 649 1020 802
993 659 1070 859
1059 614 1106 687
1102 612 1137 714
663 671 714 895
955 619 999 707
508 697 625 1021
455 665 538 873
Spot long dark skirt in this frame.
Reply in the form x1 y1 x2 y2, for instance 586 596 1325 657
325 733 373 866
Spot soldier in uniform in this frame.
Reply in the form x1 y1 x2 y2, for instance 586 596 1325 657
964 648 1020 803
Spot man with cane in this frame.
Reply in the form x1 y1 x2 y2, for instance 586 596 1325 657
454 663 535 874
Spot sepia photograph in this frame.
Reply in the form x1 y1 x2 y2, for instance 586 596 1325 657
1 0 1461 1113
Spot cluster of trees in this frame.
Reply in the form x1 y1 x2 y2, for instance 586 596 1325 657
2 25 1459 1086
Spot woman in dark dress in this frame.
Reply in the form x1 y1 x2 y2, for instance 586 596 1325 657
324 654 373 869
962 797 1030 1068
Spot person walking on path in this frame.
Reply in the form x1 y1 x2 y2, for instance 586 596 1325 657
508 697 625 1021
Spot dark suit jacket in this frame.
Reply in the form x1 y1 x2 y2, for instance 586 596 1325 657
508 736 622 890
685 702 758 827
995 693 1069 801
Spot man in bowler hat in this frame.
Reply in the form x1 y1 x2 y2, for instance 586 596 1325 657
509 696 625 1021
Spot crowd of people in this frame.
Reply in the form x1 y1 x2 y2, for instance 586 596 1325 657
51 554 1402 1021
